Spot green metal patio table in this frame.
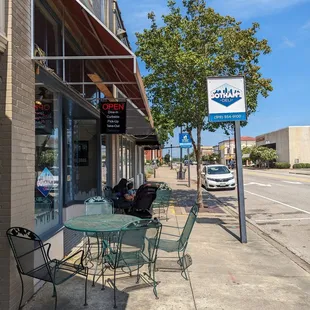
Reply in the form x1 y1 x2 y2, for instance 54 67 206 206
64 214 139 233
64 214 140 284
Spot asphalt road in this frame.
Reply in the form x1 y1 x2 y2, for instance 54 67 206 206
190 166 310 264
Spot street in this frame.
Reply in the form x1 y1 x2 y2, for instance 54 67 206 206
190 166 310 264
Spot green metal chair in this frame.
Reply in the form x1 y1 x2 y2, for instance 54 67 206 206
6 227 88 310
152 187 172 221
155 204 198 279
103 219 162 309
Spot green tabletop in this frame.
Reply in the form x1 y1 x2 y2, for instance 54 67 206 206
64 214 139 233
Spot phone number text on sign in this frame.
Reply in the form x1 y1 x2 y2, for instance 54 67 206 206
209 112 247 122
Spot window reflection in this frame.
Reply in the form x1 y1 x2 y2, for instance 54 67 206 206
35 86 60 236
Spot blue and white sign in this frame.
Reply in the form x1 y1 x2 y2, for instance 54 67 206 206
179 133 192 148
207 77 247 122
37 168 54 197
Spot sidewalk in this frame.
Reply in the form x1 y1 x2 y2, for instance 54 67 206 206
23 166 310 310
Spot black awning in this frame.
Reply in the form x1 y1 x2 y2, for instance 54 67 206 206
135 135 161 149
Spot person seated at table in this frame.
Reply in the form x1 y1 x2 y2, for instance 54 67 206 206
112 179 133 213
126 182 136 199
112 178 128 198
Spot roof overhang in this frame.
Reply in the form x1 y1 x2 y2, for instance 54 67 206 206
38 0 153 126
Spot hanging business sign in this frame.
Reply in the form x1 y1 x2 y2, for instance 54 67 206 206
207 76 247 123
179 133 192 148
100 99 127 134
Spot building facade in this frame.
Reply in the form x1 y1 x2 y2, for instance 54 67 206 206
256 126 310 166
0 1 159 308
144 149 163 162
218 136 256 165
201 146 214 157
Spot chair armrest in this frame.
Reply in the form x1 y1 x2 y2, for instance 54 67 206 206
42 243 52 260
59 250 84 267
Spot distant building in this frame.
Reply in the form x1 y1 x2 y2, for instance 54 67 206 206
213 145 220 155
145 149 163 162
218 136 256 165
201 146 214 156
256 126 310 167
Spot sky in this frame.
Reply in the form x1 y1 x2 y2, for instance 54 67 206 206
118 0 310 157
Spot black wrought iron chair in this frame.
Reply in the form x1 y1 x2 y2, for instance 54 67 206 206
6 227 88 310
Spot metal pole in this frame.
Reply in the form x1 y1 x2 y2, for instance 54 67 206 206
180 126 183 177
170 144 173 169
234 121 247 243
187 148 191 187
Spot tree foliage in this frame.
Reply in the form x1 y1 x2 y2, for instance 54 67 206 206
164 153 171 164
136 0 272 206
202 153 220 163
250 146 277 167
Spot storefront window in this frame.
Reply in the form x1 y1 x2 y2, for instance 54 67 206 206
0 0 5 37
35 86 60 236
65 118 98 202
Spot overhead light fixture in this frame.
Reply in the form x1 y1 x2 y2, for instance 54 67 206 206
117 28 127 40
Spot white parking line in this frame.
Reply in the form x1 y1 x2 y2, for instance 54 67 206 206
245 190 310 215
255 217 310 222
283 181 303 185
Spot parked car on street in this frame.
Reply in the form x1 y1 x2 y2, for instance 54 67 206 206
201 164 235 190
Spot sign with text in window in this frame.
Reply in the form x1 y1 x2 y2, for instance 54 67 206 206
100 100 127 134
207 76 247 123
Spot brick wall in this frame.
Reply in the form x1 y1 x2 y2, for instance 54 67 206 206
0 0 35 309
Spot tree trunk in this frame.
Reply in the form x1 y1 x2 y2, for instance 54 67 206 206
188 127 203 208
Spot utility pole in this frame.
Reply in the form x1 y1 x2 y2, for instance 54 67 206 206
180 126 183 175
187 148 191 187
170 143 173 169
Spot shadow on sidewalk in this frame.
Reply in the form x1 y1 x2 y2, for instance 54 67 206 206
171 189 241 242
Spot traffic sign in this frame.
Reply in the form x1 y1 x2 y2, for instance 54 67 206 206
179 133 192 148
207 76 247 123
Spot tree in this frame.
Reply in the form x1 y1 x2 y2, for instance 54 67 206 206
242 146 253 155
136 0 272 207
250 146 277 168
164 153 171 164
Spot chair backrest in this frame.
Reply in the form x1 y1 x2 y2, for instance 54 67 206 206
179 204 199 249
85 196 114 215
132 186 157 212
115 219 162 266
6 227 53 281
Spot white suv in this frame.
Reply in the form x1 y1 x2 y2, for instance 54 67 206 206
202 164 236 190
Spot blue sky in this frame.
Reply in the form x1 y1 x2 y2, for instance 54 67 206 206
118 0 310 156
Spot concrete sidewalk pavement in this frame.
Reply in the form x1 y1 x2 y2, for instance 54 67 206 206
23 166 310 310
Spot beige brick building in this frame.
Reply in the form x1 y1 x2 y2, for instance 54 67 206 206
0 1 159 308
256 126 310 167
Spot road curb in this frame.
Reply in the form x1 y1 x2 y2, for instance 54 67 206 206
289 172 310 176
205 190 310 274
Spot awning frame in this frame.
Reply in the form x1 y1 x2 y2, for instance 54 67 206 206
30 0 152 123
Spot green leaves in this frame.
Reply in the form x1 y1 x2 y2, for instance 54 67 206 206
136 0 272 137
250 146 278 164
